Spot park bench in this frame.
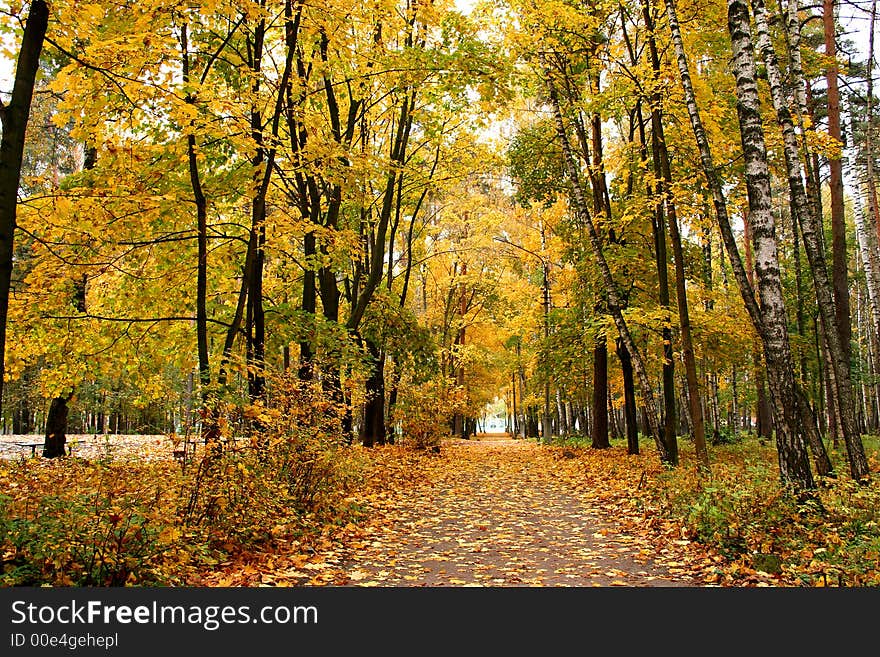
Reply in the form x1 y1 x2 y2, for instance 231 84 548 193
15 442 42 456
14 442 74 456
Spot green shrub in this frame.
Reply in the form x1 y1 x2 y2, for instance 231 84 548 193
647 437 880 585
0 459 197 586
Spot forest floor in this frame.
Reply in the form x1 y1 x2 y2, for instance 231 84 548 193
198 435 708 587
6 432 874 586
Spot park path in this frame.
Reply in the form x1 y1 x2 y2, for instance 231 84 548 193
203 435 704 587
329 436 697 587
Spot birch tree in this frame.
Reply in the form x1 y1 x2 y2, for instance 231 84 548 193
752 0 868 480
663 0 815 490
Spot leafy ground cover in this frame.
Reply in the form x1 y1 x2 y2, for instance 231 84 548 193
0 434 368 586
195 434 880 587
642 435 880 586
2 433 878 587
200 438 697 586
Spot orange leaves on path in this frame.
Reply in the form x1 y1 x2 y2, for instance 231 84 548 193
205 438 705 587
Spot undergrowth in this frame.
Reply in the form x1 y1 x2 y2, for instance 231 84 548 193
0 377 368 586
644 435 880 586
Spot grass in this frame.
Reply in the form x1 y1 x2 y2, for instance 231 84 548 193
644 433 880 586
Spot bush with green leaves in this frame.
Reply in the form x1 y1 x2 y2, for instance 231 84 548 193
647 437 880 585
0 459 201 586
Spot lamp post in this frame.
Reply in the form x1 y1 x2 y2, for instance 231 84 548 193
494 235 553 443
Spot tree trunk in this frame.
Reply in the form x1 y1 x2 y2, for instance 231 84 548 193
182 22 210 398
725 0 816 490
13 396 31 435
854 191 880 357
742 203 773 440
664 0 814 490
865 0 880 252
823 0 853 376
386 361 399 444
247 218 266 403
651 199 678 463
556 389 568 436
43 394 71 459
644 0 683 467
856 0 880 432
299 231 317 380
592 335 610 448
753 0 864 478
541 57 669 463
453 260 467 438
661 159 707 466
0 0 49 417
617 337 639 454
360 339 386 447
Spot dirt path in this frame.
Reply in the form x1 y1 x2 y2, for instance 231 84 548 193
332 437 697 587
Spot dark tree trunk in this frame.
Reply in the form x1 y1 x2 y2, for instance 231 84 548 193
592 335 610 448
0 0 49 417
453 260 467 439
360 340 386 447
652 204 678 464
43 394 70 458
14 396 32 435
247 220 266 402
823 0 852 375
245 14 272 406
181 24 211 401
385 356 399 444
299 231 316 380
182 24 223 450
644 6 707 466
527 406 539 438
318 263 347 434
644 0 680 467
617 337 639 454
542 57 668 462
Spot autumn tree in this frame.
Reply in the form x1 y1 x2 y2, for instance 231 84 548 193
0 0 48 417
